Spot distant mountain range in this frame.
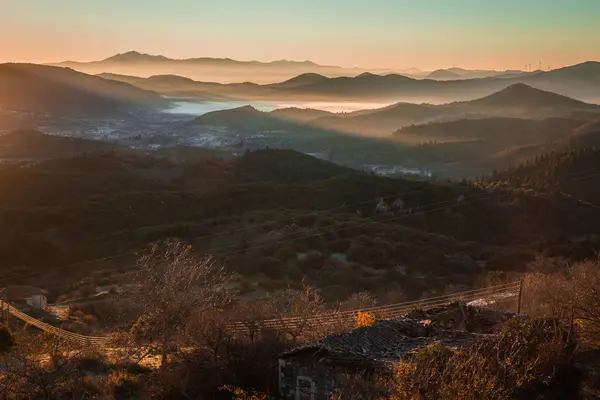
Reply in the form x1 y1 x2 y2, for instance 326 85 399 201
52 51 394 84
52 51 523 84
98 61 600 104
0 63 166 117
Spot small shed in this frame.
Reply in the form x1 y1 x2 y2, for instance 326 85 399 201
278 303 518 400
1 286 48 310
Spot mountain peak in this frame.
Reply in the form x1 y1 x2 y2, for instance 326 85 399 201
274 72 329 88
475 83 593 108
427 69 463 79
104 51 170 62
357 72 379 78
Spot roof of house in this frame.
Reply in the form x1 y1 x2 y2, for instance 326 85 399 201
0 286 47 301
280 303 517 366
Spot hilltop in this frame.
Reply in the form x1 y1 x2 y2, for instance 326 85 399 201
470 83 598 109
272 73 330 89
188 105 277 131
0 64 166 117
427 69 463 80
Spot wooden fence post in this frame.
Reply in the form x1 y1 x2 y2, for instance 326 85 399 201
516 279 524 314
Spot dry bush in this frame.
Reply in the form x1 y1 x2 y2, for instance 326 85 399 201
383 318 576 400
354 311 376 328
0 333 103 399
129 239 231 367
522 257 600 344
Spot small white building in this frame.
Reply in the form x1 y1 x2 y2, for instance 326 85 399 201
1 286 48 310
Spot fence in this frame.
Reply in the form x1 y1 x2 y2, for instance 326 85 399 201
1 280 522 347
0 300 112 347
227 281 521 333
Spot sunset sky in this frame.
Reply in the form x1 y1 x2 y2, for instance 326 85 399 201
2 0 599 70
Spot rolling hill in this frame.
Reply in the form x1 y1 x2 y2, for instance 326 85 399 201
187 105 282 131
310 84 600 136
0 64 167 117
470 83 598 109
98 61 600 105
180 85 600 139
4 145 600 301
188 105 335 131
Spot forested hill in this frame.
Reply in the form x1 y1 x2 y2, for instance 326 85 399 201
486 147 600 203
3 145 600 301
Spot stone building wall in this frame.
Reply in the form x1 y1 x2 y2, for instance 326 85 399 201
279 354 342 400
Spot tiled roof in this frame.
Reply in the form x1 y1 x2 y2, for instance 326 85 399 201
280 303 515 366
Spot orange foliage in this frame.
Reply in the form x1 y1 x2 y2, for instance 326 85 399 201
355 311 376 328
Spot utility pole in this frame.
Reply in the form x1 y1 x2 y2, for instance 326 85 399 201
516 279 524 314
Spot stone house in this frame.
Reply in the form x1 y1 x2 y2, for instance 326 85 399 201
1 286 48 310
278 303 517 400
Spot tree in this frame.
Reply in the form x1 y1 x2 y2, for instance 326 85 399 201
130 240 230 367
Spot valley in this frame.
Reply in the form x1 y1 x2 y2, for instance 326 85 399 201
2 7 600 395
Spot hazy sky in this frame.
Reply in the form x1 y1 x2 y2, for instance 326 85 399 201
2 0 599 70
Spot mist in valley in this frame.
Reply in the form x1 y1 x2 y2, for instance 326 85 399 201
2 2 600 399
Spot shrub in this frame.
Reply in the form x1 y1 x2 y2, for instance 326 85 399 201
384 318 576 400
354 311 376 328
0 323 15 354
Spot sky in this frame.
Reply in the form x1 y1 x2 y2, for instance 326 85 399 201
1 0 599 70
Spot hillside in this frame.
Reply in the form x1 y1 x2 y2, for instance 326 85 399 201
269 107 334 122
489 147 600 204
0 130 115 160
556 120 600 150
0 64 166 117
394 117 584 145
271 73 330 89
3 144 600 301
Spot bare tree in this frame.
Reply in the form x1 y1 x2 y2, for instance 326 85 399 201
0 333 93 400
130 240 230 367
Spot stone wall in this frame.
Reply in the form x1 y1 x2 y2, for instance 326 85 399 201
279 354 342 400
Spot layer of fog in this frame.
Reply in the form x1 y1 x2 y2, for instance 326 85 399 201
163 100 392 115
